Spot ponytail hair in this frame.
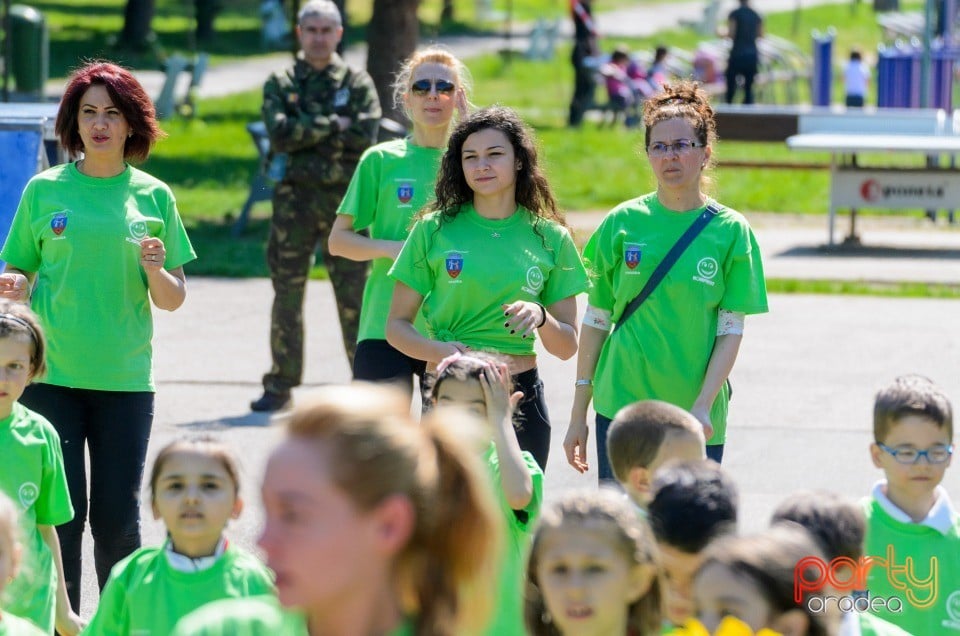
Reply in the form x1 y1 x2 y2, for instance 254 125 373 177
285 384 501 635
525 489 663 636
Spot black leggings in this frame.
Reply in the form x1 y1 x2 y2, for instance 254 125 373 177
353 339 426 398
20 383 153 609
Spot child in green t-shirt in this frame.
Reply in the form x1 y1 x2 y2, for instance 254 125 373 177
0 491 46 635
0 301 80 635
770 491 913 636
525 489 663 636
84 438 275 635
428 351 543 636
605 400 706 510
862 374 959 635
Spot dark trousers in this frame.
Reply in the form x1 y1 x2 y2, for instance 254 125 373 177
353 339 426 398
20 383 154 609
569 44 597 126
512 368 551 472
725 53 759 105
264 180 369 394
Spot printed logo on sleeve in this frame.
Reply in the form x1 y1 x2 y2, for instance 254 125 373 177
18 482 38 508
51 212 68 237
445 252 463 281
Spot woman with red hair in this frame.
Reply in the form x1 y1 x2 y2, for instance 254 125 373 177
0 61 196 611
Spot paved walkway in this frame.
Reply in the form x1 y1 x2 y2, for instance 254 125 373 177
50 1 960 615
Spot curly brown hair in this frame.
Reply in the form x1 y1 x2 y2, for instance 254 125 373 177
431 106 567 231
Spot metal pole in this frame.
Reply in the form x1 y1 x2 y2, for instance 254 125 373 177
920 0 934 107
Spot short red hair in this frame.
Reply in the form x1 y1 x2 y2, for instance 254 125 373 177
56 61 164 162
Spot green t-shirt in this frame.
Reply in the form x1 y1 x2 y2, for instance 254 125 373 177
0 403 73 634
336 138 442 342
861 494 960 635
856 612 915 636
83 541 275 635
1 163 197 391
0 613 45 636
483 443 543 636
172 595 416 636
389 205 588 355
583 194 768 444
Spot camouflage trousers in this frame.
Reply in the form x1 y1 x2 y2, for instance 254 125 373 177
263 180 368 394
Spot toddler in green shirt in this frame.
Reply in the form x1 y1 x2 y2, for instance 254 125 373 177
83 438 274 635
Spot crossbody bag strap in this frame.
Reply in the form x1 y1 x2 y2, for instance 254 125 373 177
613 202 721 332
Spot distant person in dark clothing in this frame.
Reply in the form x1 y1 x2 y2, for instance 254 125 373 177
725 0 763 104
568 0 599 126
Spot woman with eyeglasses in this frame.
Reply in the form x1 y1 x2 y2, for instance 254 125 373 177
563 80 768 478
386 106 589 472
329 46 470 394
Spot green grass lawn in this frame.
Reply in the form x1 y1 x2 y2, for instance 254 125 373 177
33 0 949 286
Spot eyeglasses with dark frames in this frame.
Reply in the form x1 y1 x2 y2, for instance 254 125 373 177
410 79 456 96
647 139 705 157
877 442 954 464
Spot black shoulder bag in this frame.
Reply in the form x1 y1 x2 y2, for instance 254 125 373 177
613 203 720 332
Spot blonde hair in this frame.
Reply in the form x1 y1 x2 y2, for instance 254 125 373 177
526 489 663 636
392 46 472 121
285 384 501 635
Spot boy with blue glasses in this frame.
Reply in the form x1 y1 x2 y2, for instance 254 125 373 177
863 374 958 635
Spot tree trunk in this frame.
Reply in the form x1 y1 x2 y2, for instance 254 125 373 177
118 0 156 50
367 0 419 123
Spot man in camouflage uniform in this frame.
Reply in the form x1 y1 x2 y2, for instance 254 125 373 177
252 0 380 412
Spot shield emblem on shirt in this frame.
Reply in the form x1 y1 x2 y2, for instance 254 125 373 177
51 213 68 236
624 245 641 270
446 253 463 279
397 184 414 204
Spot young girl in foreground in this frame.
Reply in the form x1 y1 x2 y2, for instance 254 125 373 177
0 491 45 635
525 489 663 636
693 526 841 636
172 384 502 635
0 301 80 635
429 351 543 634
83 438 274 634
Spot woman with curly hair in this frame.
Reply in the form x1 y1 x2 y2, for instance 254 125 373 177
387 106 588 471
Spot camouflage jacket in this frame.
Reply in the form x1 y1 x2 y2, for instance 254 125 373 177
262 52 381 185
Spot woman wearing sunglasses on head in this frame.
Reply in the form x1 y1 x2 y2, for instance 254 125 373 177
329 47 470 394
563 80 768 478
386 106 589 473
